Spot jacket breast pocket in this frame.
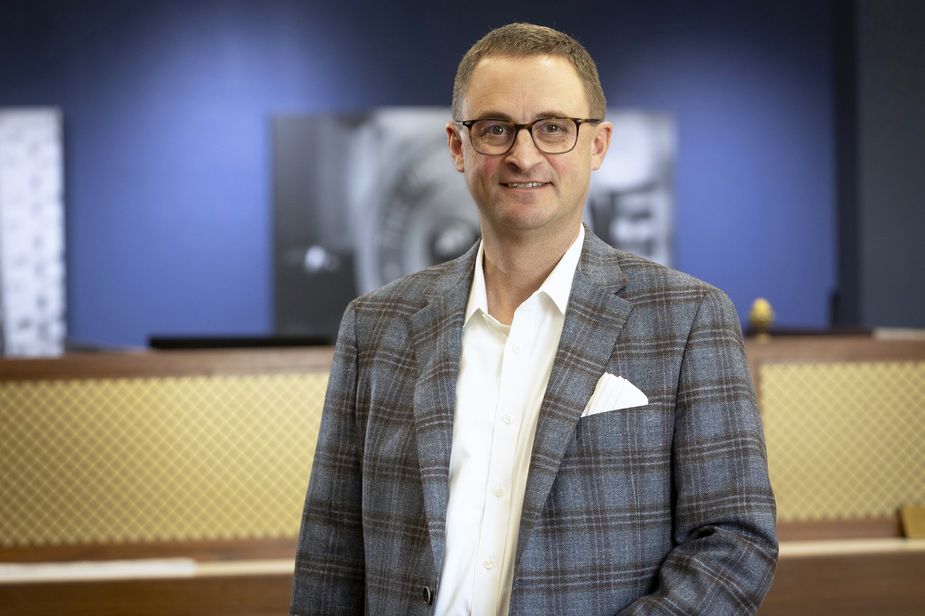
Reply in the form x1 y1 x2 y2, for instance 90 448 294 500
569 406 674 501
575 405 673 454
554 406 675 536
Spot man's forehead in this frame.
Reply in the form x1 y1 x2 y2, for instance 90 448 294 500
462 54 589 119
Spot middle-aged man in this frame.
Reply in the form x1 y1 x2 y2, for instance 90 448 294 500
291 22 777 616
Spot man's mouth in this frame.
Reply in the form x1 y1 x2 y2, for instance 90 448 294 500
502 181 548 188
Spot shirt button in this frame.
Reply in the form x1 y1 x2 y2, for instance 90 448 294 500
502 415 512 424
493 487 504 497
511 344 521 354
483 559 494 570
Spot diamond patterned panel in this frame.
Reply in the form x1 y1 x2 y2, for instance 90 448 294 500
0 373 327 546
761 361 925 521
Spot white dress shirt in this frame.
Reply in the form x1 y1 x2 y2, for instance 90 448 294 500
434 226 584 616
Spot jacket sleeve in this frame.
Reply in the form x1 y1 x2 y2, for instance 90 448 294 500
290 303 365 616
617 288 778 615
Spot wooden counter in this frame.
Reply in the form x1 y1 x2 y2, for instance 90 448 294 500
1 337 923 614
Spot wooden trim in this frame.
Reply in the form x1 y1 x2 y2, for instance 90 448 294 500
0 348 335 381
0 539 296 564
776 516 903 541
779 538 925 558
760 549 925 615
2 549 923 616
11 525 899 562
0 574 294 616
744 336 925 365
744 336 925 401
0 558 296 585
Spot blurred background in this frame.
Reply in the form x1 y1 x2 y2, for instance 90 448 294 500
1 0 921 351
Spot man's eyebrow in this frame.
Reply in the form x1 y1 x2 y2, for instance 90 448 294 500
466 110 514 121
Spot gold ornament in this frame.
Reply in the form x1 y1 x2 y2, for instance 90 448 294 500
749 297 774 342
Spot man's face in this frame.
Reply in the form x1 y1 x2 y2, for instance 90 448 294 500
447 55 612 238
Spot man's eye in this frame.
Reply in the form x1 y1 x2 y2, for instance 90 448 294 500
480 123 512 137
540 121 566 133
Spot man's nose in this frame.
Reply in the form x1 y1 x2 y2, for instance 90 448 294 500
504 127 544 168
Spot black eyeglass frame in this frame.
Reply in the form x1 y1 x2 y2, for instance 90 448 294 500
454 117 603 155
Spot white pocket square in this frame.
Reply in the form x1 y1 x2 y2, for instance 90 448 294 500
580 373 649 417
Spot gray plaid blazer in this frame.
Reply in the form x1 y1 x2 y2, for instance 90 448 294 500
291 228 777 615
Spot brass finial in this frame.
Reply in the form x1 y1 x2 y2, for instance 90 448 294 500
749 297 774 342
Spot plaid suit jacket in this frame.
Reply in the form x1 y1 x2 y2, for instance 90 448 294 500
291 228 777 615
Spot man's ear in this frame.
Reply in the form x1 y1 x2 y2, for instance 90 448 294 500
446 123 465 172
590 120 613 171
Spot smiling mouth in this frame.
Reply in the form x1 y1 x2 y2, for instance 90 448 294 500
502 182 548 188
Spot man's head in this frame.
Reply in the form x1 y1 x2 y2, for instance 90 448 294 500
447 23 612 241
451 23 606 122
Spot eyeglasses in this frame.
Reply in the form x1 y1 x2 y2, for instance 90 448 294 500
455 117 602 155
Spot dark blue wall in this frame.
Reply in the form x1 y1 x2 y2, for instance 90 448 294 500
1 0 836 347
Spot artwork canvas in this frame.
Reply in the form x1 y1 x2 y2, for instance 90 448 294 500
0 108 66 356
273 108 673 341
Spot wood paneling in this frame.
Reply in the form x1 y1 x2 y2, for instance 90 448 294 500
760 549 925 616
2 342 922 613
2 547 923 615
0 348 334 381
744 335 925 398
0 574 293 616
777 517 903 541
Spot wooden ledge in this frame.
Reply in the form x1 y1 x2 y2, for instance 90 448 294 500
779 537 925 557
0 559 295 585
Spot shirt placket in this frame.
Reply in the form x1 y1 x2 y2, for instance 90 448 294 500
471 313 531 615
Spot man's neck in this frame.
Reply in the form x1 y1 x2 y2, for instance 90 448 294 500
480 224 582 325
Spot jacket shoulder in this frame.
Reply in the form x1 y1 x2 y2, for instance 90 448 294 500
613 249 726 305
347 249 473 319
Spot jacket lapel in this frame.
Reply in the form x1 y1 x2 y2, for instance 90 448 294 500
515 230 633 566
410 245 476 574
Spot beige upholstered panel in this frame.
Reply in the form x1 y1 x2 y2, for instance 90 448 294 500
760 361 925 521
7 358 920 543
0 374 327 546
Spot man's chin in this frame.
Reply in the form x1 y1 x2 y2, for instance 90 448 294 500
484 209 565 237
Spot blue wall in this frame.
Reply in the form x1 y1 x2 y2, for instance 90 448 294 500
1 0 836 347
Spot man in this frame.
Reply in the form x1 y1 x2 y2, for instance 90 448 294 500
291 23 777 616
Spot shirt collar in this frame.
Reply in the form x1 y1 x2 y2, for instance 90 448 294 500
464 225 584 324
539 224 584 314
464 243 490 324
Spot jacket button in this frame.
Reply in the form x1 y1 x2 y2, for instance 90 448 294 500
422 585 434 605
